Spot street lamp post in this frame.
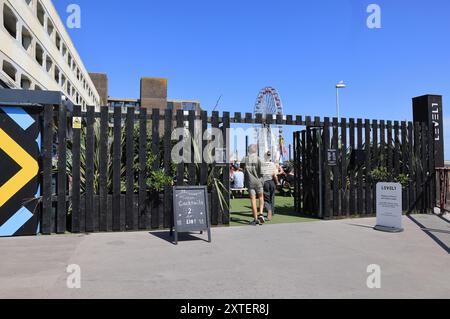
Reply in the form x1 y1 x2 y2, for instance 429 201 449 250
336 81 346 119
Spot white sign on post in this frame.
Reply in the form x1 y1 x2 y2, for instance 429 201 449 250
375 183 404 232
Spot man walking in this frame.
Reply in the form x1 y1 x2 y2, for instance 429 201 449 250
243 145 265 225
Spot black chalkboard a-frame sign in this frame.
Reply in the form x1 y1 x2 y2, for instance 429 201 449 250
171 186 211 245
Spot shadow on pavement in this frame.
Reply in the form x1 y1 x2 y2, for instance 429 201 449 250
149 230 210 245
408 214 450 254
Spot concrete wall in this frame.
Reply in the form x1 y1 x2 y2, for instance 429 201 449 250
89 72 108 106
140 77 167 110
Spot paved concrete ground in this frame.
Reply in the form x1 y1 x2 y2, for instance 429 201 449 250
0 216 449 299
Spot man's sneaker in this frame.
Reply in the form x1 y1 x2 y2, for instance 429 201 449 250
249 220 259 226
258 215 265 224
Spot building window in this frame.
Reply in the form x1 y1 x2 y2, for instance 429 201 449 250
45 56 53 73
47 18 54 37
61 43 67 56
2 60 17 82
182 102 196 112
2 61 17 83
67 53 72 68
55 33 61 51
35 43 44 66
21 26 33 52
37 1 45 27
61 74 66 90
54 66 60 84
20 75 31 90
24 0 33 7
3 4 18 39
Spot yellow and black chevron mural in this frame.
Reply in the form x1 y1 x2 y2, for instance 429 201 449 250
0 107 40 237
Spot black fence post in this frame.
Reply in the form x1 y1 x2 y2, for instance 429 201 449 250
57 102 67 234
164 109 173 229
71 105 81 233
99 106 109 232
42 104 53 235
85 105 95 232
112 106 122 231
138 108 148 230
323 118 331 219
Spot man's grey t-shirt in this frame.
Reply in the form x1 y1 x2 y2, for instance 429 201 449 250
243 155 263 189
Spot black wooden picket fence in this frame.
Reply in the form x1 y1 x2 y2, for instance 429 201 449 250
41 105 232 234
293 118 436 219
39 105 437 234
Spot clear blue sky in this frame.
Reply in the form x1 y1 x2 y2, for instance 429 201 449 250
54 0 449 159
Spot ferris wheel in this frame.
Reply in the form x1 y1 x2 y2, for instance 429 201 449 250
253 87 285 162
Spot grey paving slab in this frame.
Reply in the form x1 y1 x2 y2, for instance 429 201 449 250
0 217 449 299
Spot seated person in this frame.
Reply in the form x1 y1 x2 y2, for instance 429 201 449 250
232 166 245 198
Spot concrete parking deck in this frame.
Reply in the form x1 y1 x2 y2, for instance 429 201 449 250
0 216 449 299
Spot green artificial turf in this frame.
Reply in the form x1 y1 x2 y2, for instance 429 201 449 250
230 195 318 226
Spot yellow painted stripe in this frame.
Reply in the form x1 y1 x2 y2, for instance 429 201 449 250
0 128 39 208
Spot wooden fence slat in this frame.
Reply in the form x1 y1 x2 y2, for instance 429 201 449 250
151 109 162 229
323 118 331 219
349 119 355 215
312 128 320 215
408 122 415 210
112 107 122 231
138 108 148 230
42 104 53 235
380 120 386 167
365 119 372 215
234 112 242 123
428 122 436 210
394 122 400 177
357 119 363 215
332 118 339 216
245 113 252 124
293 132 298 212
372 120 379 213
387 121 393 173
164 109 173 229
341 118 348 216
211 111 219 225
188 110 196 186
401 121 408 211
125 107 135 230
414 122 421 212
99 106 109 232
297 131 303 215
301 130 307 215
305 116 311 127
420 123 427 212
287 115 293 125
176 110 185 187
57 102 67 233
222 112 231 225
256 113 263 125
85 105 95 232
200 111 208 186
71 105 81 233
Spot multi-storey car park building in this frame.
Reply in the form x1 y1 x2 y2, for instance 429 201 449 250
0 0 201 119
0 0 100 109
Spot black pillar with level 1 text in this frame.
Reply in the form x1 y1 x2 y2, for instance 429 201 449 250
413 95 444 168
